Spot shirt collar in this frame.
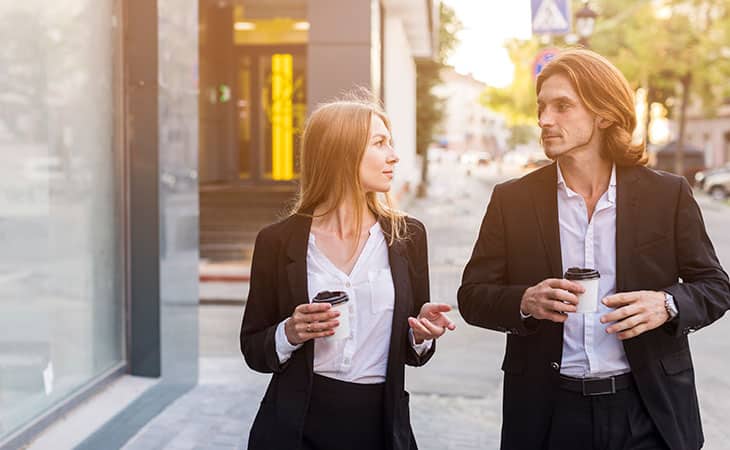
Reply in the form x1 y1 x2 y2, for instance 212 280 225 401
556 161 617 204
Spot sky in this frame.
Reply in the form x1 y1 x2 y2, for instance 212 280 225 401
443 0 534 87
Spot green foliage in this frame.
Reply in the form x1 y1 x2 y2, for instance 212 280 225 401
481 0 730 159
416 2 462 156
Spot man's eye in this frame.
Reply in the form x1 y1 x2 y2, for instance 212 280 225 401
558 103 569 111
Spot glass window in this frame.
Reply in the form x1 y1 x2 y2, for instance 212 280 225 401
0 0 123 440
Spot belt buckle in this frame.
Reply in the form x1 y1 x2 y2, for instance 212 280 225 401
581 377 616 396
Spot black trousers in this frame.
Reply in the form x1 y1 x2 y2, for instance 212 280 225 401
545 375 668 450
302 374 386 450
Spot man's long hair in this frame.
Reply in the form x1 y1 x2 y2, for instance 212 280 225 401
536 48 648 166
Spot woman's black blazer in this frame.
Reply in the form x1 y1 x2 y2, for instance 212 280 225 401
240 212 435 450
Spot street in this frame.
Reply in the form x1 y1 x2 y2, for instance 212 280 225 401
123 159 730 450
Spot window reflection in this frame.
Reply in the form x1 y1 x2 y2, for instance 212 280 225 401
0 0 123 440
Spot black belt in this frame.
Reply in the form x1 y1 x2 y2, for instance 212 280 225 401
559 373 634 396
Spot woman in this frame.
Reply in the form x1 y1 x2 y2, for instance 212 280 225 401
240 96 455 450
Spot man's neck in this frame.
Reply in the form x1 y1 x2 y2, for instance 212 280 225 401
558 153 613 200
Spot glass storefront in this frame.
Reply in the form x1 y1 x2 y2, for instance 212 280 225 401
0 0 123 441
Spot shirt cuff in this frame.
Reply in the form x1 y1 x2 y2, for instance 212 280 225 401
275 318 303 364
409 329 433 355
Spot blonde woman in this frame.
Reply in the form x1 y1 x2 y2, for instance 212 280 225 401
240 96 455 450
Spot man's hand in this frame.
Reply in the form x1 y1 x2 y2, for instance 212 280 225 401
520 278 584 323
601 291 669 340
408 303 456 344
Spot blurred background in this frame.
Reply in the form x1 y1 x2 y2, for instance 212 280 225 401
1 1 729 449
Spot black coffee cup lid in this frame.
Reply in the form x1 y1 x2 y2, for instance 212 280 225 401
312 290 349 305
564 267 600 280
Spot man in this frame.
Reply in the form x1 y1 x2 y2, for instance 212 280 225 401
458 49 730 450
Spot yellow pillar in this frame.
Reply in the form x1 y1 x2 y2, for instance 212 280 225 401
271 54 294 180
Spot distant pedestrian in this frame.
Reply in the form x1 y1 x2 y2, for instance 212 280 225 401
458 49 730 450
241 94 455 450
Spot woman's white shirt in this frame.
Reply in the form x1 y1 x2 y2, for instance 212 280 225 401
274 222 432 384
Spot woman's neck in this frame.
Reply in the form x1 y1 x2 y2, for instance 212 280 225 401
312 200 376 240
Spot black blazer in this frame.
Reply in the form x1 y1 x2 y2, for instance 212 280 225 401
240 213 435 450
458 163 730 450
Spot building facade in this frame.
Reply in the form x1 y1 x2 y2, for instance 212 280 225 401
680 103 730 168
1 0 199 448
198 0 437 263
1 0 434 447
432 67 508 156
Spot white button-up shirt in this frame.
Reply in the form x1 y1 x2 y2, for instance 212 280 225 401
275 222 431 384
557 163 631 378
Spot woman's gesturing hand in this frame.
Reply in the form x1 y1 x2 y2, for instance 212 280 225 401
284 303 340 345
408 303 456 344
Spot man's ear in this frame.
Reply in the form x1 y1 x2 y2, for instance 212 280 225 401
597 117 612 129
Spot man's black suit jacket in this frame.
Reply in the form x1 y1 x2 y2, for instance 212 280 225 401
458 163 730 450
240 213 434 450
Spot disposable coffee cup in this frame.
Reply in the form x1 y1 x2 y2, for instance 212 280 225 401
312 290 350 340
564 267 601 313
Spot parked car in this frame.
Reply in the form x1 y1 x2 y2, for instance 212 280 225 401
702 169 730 200
694 163 730 189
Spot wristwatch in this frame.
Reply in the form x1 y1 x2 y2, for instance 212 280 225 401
664 292 679 321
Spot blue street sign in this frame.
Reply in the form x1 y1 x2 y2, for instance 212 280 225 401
532 48 559 79
531 0 572 35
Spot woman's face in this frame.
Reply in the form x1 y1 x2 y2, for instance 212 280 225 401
359 114 399 193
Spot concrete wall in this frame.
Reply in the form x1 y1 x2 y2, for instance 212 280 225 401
307 0 375 111
683 116 730 167
383 13 418 201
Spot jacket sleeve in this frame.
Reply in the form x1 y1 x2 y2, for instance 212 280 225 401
457 184 538 336
405 218 436 367
240 228 290 374
664 177 730 336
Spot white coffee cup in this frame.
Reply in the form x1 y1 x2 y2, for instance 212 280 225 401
312 291 350 340
564 267 601 314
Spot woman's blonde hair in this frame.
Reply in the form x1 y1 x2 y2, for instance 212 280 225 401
292 92 407 248
536 48 648 166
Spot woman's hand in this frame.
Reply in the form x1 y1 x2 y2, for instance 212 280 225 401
408 303 456 344
284 303 340 345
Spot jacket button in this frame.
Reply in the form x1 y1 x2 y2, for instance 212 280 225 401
551 362 560 371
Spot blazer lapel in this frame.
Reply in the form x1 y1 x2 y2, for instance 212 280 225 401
530 163 563 278
285 212 314 371
382 220 412 369
615 166 640 293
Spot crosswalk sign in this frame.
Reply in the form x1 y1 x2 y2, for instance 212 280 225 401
531 0 572 35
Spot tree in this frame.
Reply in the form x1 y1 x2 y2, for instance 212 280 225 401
415 2 462 197
481 0 730 170
589 0 730 174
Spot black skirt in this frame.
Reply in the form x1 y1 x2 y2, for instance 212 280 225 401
302 374 387 450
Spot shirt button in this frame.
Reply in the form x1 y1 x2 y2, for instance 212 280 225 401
551 362 560 371
345 281 351 288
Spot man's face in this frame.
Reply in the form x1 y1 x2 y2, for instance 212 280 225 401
537 74 600 160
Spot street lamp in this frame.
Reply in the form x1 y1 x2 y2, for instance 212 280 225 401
575 2 598 48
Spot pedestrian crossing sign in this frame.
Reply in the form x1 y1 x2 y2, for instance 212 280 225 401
531 0 572 35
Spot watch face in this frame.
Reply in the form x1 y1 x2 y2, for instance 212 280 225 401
665 294 678 318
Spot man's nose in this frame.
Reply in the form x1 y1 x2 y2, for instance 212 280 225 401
538 111 554 128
